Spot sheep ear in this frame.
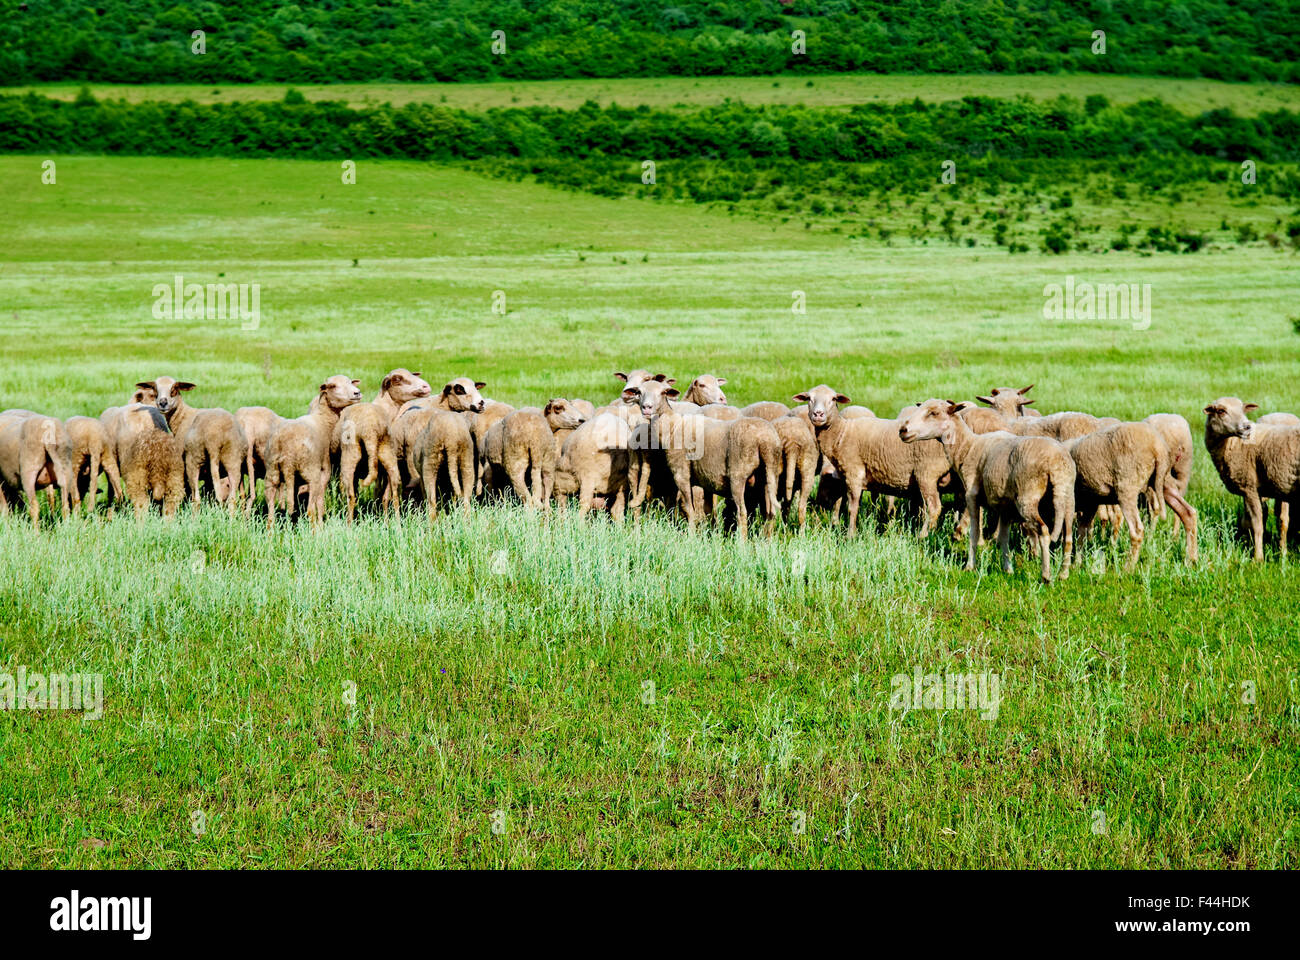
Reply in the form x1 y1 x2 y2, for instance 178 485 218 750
716 378 727 386
620 388 638 403
1020 398 1035 406
1018 384 1034 395
135 380 156 391
1244 403 1259 412
474 381 486 389
176 381 196 391
381 375 393 391
411 371 421 378
792 393 810 403
318 383 328 393
452 383 466 395
614 372 628 382
351 379 361 386
976 395 995 406
946 401 961 415
665 388 680 399
1203 404 1218 415
651 374 668 383
834 394 850 405
664 377 676 385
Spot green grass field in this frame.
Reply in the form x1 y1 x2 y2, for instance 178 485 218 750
10 73 1300 115
0 155 1297 868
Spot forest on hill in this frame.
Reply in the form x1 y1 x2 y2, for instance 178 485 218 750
3 0 1298 85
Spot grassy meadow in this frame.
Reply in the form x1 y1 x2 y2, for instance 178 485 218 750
11 73 1300 115
0 154 1297 868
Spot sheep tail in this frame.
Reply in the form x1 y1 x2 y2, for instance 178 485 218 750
1050 462 1074 544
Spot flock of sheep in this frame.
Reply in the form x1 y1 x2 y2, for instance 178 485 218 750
1 367 1296 581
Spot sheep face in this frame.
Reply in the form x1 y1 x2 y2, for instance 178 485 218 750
544 399 587 431
898 399 961 444
441 378 487 413
614 370 672 394
624 380 678 419
792 385 849 428
320 375 364 410
138 376 195 415
383 369 432 404
1204 397 1258 442
978 385 1035 417
688 375 727 405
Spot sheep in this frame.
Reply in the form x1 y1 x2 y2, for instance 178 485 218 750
434 377 487 415
1258 413 1300 547
698 403 743 421
470 400 516 494
496 409 557 508
794 386 953 538
772 413 818 530
333 368 431 521
544 398 589 452
552 412 640 520
627 380 780 538
235 406 281 513
1261 412 1300 427
64 415 123 516
977 385 1039 419
0 412 71 528
899 399 1074 582
741 401 790 421
265 376 362 528
955 402 1011 435
614 370 672 393
1203 397 1300 560
117 405 184 520
1065 421 1196 569
100 384 158 442
409 410 476 518
1143 413 1194 498
682 375 727 407
1007 411 1118 441
136 377 247 514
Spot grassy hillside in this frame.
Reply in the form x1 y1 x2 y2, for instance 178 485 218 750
0 156 1296 867
11 74 1300 115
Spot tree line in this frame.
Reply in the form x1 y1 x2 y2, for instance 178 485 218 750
1 0 1297 85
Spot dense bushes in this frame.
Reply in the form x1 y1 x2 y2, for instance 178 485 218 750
1 0 1298 85
3 91 1298 165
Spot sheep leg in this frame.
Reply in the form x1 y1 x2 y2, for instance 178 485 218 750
459 451 476 512
339 446 360 523
506 458 532 507
1280 498 1291 562
1074 502 1098 566
1162 487 1197 565
265 470 279 531
578 476 596 518
310 470 327 528
1038 521 1053 583
1244 490 1265 561
22 469 41 530
730 474 749 541
918 483 941 538
611 483 626 524
1118 495 1143 571
220 448 242 516
844 470 866 538
995 511 1013 573
964 496 981 571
